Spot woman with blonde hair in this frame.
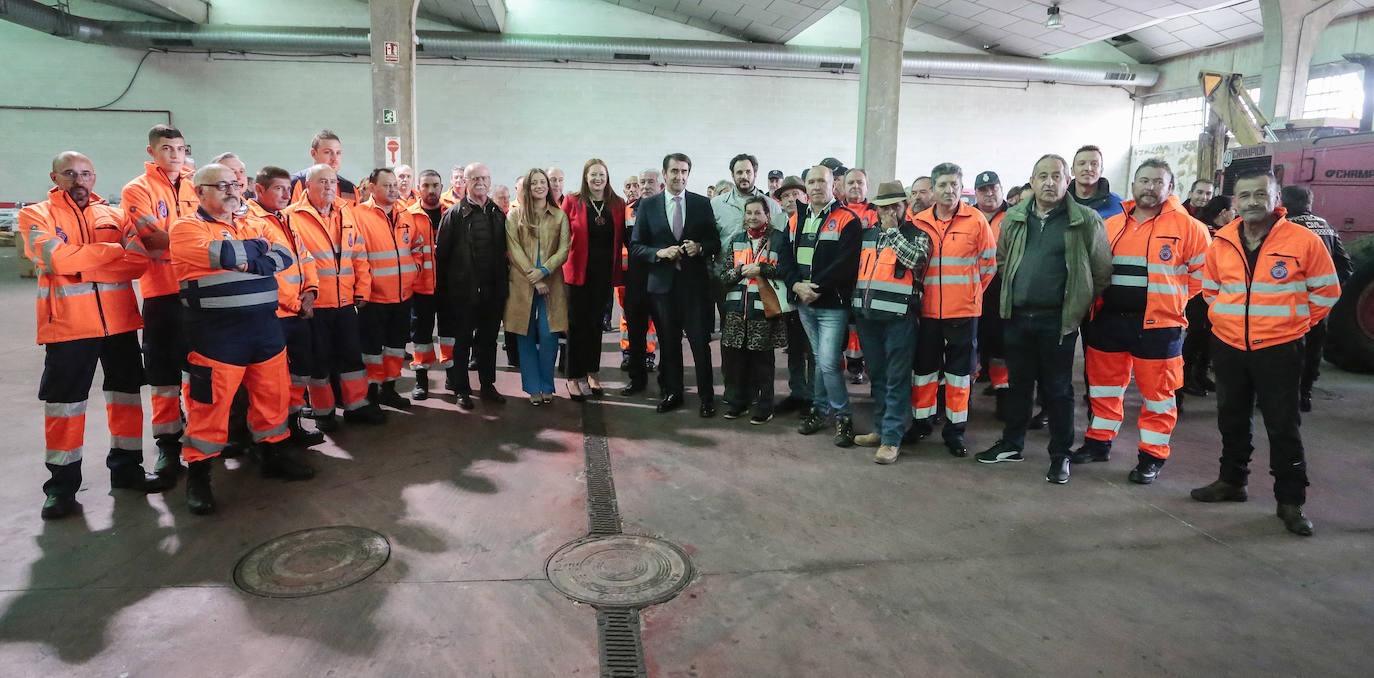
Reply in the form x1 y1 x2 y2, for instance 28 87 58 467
505 168 570 404
560 158 626 400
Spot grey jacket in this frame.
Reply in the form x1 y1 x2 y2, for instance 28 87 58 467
997 196 1112 337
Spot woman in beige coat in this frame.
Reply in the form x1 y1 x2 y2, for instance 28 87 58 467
505 168 570 404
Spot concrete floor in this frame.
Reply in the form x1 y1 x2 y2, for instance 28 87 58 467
0 245 1371 677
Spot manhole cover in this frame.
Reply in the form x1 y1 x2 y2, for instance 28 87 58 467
234 526 390 598
546 535 693 607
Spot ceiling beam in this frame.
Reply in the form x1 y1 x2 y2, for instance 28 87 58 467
92 0 209 23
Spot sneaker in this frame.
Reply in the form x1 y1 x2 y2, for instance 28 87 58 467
723 407 747 420
1069 439 1111 464
1128 454 1166 484
833 416 855 448
1046 456 1070 484
749 412 774 425
797 409 825 435
975 440 1024 464
874 445 900 464
853 432 882 447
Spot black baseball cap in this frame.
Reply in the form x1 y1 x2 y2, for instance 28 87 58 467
974 171 1001 189
767 169 783 180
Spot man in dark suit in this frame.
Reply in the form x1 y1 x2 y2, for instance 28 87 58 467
631 153 721 416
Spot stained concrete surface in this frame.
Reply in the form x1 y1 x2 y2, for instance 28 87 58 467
0 245 1371 677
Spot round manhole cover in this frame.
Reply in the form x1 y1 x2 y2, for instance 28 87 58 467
234 526 390 598
545 535 693 607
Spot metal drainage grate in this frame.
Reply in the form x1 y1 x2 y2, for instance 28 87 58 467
598 608 647 677
233 525 390 598
581 404 623 536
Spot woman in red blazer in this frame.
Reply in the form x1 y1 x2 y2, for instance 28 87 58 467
561 159 626 400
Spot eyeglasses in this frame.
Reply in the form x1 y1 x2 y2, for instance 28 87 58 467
58 170 96 182
198 181 245 193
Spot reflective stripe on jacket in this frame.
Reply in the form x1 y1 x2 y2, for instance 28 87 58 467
722 229 786 319
121 162 198 298
286 198 370 308
19 187 148 344
912 201 996 319
170 208 292 313
1101 195 1211 328
405 201 438 295
355 199 423 303
784 200 862 309
248 200 319 318
852 221 930 321
1202 208 1341 350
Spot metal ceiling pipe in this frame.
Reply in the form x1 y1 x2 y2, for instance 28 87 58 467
1 0 1159 86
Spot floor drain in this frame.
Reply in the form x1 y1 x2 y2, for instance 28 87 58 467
546 534 693 608
233 525 390 598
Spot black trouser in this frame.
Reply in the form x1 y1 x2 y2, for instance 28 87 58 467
1182 294 1212 380
39 331 146 497
978 276 1004 372
141 293 187 442
1301 318 1328 396
785 311 814 402
651 283 715 402
1002 311 1077 458
359 299 414 384
280 316 313 414
722 345 775 416
567 281 612 379
623 286 656 387
1213 337 1308 504
445 287 505 392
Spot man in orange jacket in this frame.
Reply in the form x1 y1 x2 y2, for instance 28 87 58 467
1191 169 1341 536
1070 159 1210 484
248 165 325 448
287 164 387 429
354 167 427 409
22 152 171 519
407 169 448 400
171 163 315 515
122 124 198 484
910 162 997 457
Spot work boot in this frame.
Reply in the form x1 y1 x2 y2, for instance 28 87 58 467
853 432 882 447
1069 439 1111 464
833 415 855 448
903 418 933 444
313 412 340 433
1190 479 1247 503
288 412 326 447
411 369 430 401
797 408 825 435
41 494 81 520
480 384 507 404
153 434 185 483
1277 504 1314 536
1128 453 1166 484
377 381 412 410
343 403 387 424
108 449 173 493
185 459 216 515
260 441 315 481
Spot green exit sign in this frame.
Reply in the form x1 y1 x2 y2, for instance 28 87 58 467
382 109 397 125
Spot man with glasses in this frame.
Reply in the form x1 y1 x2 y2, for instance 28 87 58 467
22 152 170 519
122 124 199 486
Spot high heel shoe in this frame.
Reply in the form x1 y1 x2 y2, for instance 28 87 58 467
567 380 587 402
586 376 603 398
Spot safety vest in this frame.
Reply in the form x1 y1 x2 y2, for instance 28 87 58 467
984 207 1007 240
723 230 781 318
19 187 149 344
852 224 922 320
247 200 319 319
170 208 292 314
621 201 637 274
405 200 438 295
354 199 422 304
1101 195 1210 328
788 201 859 284
121 162 199 299
286 198 370 309
1202 208 1341 351
912 202 997 319
440 187 462 210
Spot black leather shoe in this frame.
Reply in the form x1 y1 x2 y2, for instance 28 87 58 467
468 359 478 371
411 369 430 400
945 437 969 458
185 459 215 516
903 418 933 444
1046 456 1070 484
656 393 683 413
153 445 184 484
620 381 646 396
1028 409 1049 430
700 401 717 418
480 385 506 404
110 467 174 493
260 442 315 481
41 494 80 520
314 413 340 432
344 403 387 424
619 356 632 371
1190 479 1247 503
1299 393 1312 412
288 413 326 448
1069 440 1111 464
1128 455 1166 484
378 382 412 410
456 394 475 409
1277 504 1314 536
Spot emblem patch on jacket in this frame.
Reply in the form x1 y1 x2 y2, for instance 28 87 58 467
1270 260 1288 280
1158 243 1172 262
54 225 69 243
157 200 169 219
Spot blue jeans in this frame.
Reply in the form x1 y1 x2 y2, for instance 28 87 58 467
856 316 917 446
517 295 557 395
797 305 850 418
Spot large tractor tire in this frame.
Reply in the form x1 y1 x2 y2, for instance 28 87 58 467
1326 235 1374 374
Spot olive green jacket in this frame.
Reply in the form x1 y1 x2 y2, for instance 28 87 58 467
996 196 1113 337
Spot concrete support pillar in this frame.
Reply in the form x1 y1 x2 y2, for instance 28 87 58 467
1258 0 1344 123
369 0 421 168
856 0 917 181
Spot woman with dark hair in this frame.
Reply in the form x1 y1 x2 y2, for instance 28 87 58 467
561 159 625 400
1181 195 1236 396
505 168 570 404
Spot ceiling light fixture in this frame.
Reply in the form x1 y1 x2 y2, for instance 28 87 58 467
1046 3 1063 29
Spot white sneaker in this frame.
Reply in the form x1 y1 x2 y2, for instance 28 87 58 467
875 445 900 464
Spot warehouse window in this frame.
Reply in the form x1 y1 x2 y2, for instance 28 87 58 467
1304 71 1364 120
1137 97 1206 145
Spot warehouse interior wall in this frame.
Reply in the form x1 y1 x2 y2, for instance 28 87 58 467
0 0 1135 203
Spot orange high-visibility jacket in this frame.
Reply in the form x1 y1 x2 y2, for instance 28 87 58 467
846 202 879 229
912 202 997 318
440 187 462 210
354 199 424 304
170 208 294 312
404 200 438 295
20 188 149 344
1102 195 1211 328
247 200 319 319
122 162 199 299
286 198 370 308
1202 207 1341 351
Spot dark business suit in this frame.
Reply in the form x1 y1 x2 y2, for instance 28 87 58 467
630 190 720 401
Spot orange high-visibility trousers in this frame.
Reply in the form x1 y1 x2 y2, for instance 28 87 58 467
39 331 146 466
616 286 657 353
181 349 290 463
1084 347 1183 459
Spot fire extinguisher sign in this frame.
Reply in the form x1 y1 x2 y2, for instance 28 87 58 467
384 41 400 63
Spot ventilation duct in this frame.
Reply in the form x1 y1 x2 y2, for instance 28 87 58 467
1 0 1159 86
